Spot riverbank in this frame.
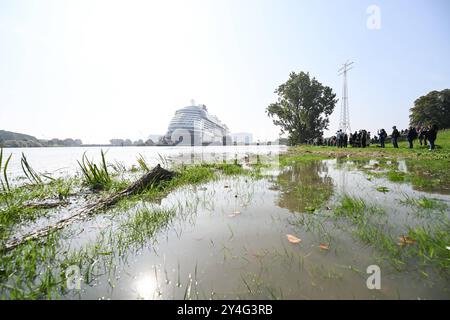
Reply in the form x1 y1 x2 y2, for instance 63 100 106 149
284 129 450 161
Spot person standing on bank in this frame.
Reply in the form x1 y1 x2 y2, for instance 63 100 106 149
407 126 418 149
361 130 367 148
391 126 400 148
379 129 387 148
427 124 438 150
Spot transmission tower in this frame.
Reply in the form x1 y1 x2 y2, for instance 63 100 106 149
338 61 354 133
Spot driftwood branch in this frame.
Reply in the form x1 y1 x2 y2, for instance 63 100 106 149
24 199 69 210
3 164 174 252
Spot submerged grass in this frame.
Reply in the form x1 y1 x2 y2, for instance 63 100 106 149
333 194 450 275
0 176 80 242
0 203 179 299
400 195 448 211
121 206 176 247
406 222 450 272
333 195 406 269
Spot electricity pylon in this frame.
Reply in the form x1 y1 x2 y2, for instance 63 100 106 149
338 61 354 134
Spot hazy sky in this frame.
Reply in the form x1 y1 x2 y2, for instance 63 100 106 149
1 0 449 144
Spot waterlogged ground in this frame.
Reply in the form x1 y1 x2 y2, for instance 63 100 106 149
1 151 449 299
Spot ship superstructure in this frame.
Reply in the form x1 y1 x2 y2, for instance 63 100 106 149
162 102 230 146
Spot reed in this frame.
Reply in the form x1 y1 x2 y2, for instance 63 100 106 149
77 150 111 190
20 153 43 185
0 148 12 192
137 154 150 172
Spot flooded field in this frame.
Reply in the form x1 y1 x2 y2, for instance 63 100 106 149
0 147 449 299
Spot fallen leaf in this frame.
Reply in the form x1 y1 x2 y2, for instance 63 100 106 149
319 243 329 250
398 235 416 245
286 234 302 244
224 185 229 188
305 206 316 212
228 211 241 218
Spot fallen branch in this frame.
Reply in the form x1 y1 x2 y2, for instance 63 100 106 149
3 164 175 252
23 199 69 210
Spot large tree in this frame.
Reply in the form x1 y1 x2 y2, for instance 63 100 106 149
266 71 338 145
409 89 450 129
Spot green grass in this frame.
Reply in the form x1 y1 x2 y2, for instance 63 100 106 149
121 206 176 248
332 196 406 269
387 171 406 182
20 153 44 185
332 194 450 274
0 177 80 242
334 194 385 219
406 222 450 272
0 148 12 193
279 152 332 167
286 129 450 161
136 154 150 172
400 195 448 211
0 232 62 299
0 203 179 299
77 150 111 191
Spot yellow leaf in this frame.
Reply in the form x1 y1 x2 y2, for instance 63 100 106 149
398 235 416 245
228 211 241 218
286 234 302 244
319 243 329 250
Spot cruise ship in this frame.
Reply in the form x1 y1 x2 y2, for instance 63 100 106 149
161 101 230 146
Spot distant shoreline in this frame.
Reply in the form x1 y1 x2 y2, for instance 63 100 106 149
1 143 283 149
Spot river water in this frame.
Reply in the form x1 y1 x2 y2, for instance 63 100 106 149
3 145 285 181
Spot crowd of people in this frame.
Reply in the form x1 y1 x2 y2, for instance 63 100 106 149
321 129 371 148
373 125 439 150
308 124 439 150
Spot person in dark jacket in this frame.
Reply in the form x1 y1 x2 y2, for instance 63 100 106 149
391 126 400 148
427 124 438 150
361 130 367 148
379 129 387 148
407 126 417 149
419 127 428 146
